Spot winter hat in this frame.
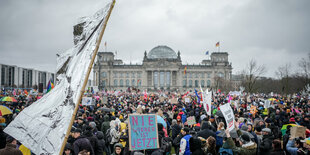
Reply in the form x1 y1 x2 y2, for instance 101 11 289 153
6 136 15 143
89 122 96 129
0 117 5 123
265 118 272 123
177 115 181 120
183 127 190 134
241 125 248 131
240 134 250 144
262 128 271 133
289 117 295 123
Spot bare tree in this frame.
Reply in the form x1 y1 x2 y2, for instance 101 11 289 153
298 53 310 85
275 63 291 96
242 59 266 93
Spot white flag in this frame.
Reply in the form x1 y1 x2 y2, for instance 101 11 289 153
200 86 212 116
4 2 113 154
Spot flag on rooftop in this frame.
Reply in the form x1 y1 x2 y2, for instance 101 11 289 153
216 41 220 47
4 1 115 154
205 51 209 55
46 79 54 93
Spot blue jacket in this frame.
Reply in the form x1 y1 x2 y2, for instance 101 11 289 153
183 135 192 155
286 140 298 155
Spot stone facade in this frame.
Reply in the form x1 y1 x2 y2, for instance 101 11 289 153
93 45 232 92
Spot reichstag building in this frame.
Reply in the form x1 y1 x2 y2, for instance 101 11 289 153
93 45 232 91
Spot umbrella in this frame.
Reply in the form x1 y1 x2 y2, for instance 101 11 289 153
98 107 111 112
281 124 299 136
1 97 17 102
157 115 167 128
217 128 254 139
0 105 13 115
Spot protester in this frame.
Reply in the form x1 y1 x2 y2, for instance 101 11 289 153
0 136 23 155
72 128 94 155
179 127 191 155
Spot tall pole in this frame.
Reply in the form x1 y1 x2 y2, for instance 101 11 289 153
58 1 116 154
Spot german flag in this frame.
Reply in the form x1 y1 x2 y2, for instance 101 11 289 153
216 42 220 47
184 66 187 75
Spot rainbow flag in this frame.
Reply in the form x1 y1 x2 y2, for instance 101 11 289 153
47 79 54 93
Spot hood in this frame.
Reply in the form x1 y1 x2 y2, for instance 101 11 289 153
189 137 202 152
104 115 109 121
114 143 123 152
97 131 104 139
242 141 257 150
201 121 210 130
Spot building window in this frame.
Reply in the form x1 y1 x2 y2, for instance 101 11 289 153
195 73 198 78
126 73 129 78
154 71 158 88
201 73 204 78
207 73 211 78
126 79 129 87
218 72 224 78
132 79 135 86
189 72 192 78
201 80 205 87
132 73 135 78
166 72 170 87
138 79 141 87
113 72 117 78
114 79 118 86
207 80 211 87
189 80 192 87
120 79 123 87
138 72 142 78
102 72 107 78
195 80 199 87
120 72 123 78
102 80 106 87
183 80 187 88
160 72 164 87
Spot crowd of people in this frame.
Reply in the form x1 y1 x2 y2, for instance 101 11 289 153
0 89 310 155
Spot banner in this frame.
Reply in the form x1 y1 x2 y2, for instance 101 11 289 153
128 114 159 151
82 97 93 106
220 103 235 131
187 116 196 126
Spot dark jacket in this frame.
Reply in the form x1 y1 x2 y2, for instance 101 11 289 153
197 122 216 139
189 137 205 155
73 136 94 155
270 149 286 155
0 143 23 155
171 124 181 140
101 115 110 135
259 133 274 155
111 143 123 155
96 131 105 155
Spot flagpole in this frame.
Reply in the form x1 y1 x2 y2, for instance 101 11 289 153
58 1 116 154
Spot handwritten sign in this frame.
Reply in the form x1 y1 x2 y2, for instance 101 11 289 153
220 103 235 132
170 98 178 104
82 97 93 106
187 116 196 126
128 114 159 151
250 106 257 115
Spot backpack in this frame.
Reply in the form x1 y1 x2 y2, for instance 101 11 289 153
160 137 172 153
219 148 233 155
105 128 112 143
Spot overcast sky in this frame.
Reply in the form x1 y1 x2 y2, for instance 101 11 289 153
0 0 309 78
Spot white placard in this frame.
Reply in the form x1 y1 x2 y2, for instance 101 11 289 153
220 103 235 131
82 97 93 106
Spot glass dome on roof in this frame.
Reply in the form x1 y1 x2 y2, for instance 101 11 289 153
147 45 177 59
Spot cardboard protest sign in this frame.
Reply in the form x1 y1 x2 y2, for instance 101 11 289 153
159 97 165 102
187 116 196 126
82 97 93 106
290 126 306 139
264 100 270 109
220 103 235 132
128 114 159 151
170 98 178 104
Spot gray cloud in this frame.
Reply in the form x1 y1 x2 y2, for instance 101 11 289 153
0 0 309 77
